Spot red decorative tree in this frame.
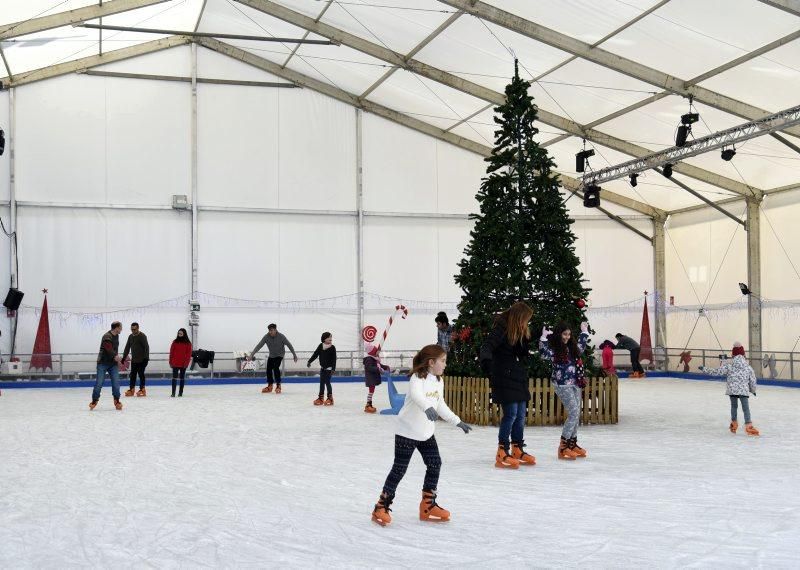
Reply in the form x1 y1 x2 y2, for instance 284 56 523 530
639 291 653 364
30 289 53 371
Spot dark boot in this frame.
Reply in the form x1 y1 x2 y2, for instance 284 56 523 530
179 379 185 397
171 379 177 397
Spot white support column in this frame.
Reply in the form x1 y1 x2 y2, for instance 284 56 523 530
356 108 364 344
746 198 762 359
8 87 18 356
653 216 667 367
190 42 199 347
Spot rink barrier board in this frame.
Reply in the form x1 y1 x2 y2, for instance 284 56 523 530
441 376 619 427
0 375 406 389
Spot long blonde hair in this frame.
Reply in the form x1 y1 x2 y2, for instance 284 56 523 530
498 301 534 346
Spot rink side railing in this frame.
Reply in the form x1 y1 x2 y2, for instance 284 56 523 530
0 347 796 382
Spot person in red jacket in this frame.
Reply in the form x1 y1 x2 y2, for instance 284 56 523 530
599 340 617 376
169 328 193 397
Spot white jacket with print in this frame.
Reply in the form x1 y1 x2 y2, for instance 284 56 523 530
704 355 758 396
396 373 461 441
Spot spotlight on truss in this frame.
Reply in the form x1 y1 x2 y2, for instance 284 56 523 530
662 163 674 178
583 184 601 208
721 147 736 161
575 149 595 173
681 112 700 125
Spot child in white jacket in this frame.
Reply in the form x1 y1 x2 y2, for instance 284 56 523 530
371 344 472 527
700 342 760 435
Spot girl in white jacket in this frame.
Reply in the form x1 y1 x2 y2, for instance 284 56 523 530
371 344 472 526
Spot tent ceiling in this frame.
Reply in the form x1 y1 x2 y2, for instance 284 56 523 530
1 0 798 215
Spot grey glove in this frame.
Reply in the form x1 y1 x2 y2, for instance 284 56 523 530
457 421 472 434
424 407 439 421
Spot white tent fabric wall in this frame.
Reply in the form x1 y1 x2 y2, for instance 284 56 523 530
1 42 660 358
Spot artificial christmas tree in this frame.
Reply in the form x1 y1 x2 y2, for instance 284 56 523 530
449 62 591 377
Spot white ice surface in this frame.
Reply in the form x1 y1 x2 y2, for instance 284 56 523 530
1 378 799 569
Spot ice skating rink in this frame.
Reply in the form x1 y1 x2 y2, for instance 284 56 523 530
1 378 798 569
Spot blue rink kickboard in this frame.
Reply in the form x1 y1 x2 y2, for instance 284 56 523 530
3 373 800 390
0 375 410 390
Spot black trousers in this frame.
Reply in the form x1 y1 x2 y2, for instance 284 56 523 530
630 348 645 374
382 435 441 495
318 369 333 397
172 367 186 396
267 357 283 385
129 361 148 390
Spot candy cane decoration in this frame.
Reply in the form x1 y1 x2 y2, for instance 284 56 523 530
375 305 408 352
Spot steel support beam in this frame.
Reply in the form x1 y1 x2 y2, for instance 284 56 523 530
77 24 338 44
356 109 365 345
654 167 745 226
282 1 334 68
198 37 660 222
653 217 667 352
542 26 800 151
360 10 462 99
746 198 763 358
0 0 170 40
82 69 296 87
190 43 199 348
233 0 754 197
7 36 191 87
562 186 653 242
438 0 800 139
757 0 800 17
8 87 18 356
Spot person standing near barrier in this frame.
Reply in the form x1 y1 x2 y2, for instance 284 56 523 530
615 333 645 378
122 322 150 397
90 321 123 411
169 328 193 397
249 323 297 394
435 312 453 351
479 301 537 469
540 321 591 460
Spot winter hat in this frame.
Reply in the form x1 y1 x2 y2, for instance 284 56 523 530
732 342 745 358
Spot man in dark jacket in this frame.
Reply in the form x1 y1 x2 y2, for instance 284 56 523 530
90 321 123 410
615 333 646 377
122 322 150 397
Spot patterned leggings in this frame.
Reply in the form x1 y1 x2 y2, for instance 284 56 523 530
554 384 581 439
382 435 442 495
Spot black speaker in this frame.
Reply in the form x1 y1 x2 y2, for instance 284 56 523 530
3 288 24 311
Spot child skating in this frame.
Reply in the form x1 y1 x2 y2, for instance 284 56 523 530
699 342 760 435
371 344 472 527
363 340 389 413
307 332 336 406
540 321 591 459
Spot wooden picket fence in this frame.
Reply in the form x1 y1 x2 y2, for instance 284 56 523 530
442 376 618 426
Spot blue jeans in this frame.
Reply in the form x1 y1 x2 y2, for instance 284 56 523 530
498 401 526 444
730 395 752 423
92 363 121 402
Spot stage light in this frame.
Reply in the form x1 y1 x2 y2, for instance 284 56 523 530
575 149 595 173
583 184 601 208
721 148 736 161
739 282 751 295
681 112 699 125
676 125 690 147
662 164 673 178
629 173 638 187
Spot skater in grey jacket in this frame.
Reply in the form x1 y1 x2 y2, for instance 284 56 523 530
700 342 760 436
249 324 297 394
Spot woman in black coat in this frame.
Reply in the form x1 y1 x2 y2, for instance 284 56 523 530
480 302 536 469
